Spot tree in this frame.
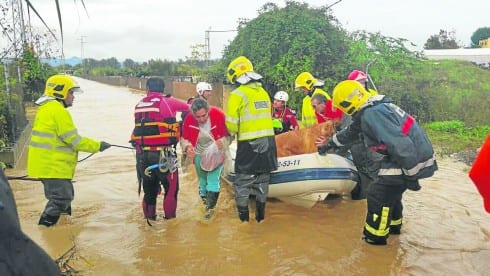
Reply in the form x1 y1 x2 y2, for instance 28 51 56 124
470 27 490 47
424 29 460 49
221 1 351 112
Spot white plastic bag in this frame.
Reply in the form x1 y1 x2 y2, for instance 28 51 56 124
200 142 226 172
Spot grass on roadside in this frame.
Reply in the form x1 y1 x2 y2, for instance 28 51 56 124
423 120 490 156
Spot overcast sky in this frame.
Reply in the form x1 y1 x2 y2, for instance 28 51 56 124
9 0 490 62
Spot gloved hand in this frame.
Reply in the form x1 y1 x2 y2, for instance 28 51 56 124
99 141 112 152
317 138 338 155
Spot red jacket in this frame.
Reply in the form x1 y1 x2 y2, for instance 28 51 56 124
272 107 299 130
316 100 343 123
182 107 229 146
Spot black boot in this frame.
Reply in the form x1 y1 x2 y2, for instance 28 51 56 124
204 192 220 221
200 195 207 206
255 201 266 222
38 213 60 227
237 206 249 222
389 225 401 235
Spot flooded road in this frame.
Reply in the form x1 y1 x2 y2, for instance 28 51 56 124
7 77 490 275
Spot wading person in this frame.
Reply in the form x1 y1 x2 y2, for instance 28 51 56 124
317 80 437 245
130 77 189 223
294 71 331 128
27 74 112 227
271 91 299 135
345 69 379 199
181 98 230 221
225 56 278 222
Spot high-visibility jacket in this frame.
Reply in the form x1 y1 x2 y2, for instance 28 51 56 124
301 87 331 128
27 100 101 179
225 82 274 141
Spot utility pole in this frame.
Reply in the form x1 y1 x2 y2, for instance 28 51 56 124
204 28 236 66
78 36 87 72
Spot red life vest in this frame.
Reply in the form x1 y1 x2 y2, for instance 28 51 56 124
131 95 180 149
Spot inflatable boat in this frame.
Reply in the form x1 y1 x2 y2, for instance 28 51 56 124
224 147 359 208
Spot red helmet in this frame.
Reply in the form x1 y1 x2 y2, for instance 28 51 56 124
347 70 367 82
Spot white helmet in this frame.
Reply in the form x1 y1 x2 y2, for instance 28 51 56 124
274 91 289 102
196 82 212 96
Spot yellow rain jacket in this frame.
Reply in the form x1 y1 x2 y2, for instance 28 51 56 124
225 82 274 141
27 100 101 179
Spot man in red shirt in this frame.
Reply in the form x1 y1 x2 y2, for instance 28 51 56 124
310 93 343 123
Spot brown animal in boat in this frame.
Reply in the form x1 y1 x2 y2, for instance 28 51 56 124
275 121 337 158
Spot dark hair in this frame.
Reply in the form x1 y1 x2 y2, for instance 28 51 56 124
191 98 209 113
146 77 165 93
311 93 327 104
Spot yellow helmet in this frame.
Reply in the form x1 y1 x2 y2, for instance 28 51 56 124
44 74 81 99
294 72 318 90
332 80 371 115
226 56 253 84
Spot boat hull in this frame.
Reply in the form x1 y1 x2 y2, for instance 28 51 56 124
225 150 359 207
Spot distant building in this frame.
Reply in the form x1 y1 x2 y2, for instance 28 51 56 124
479 38 490 48
423 48 490 67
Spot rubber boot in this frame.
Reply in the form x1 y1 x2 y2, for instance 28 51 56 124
62 206 72 216
237 206 249 222
204 192 219 221
389 225 401 235
255 201 266 222
142 200 157 221
38 213 60 227
200 195 207 206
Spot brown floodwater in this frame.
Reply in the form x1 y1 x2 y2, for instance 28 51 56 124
7 77 490 275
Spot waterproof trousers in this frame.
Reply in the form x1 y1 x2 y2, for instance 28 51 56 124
136 151 179 220
363 180 407 244
233 173 270 222
40 179 74 217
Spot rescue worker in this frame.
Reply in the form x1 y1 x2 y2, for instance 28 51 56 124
271 91 299 134
181 98 230 221
225 56 278 222
181 81 213 123
27 74 112 227
294 72 331 128
316 80 437 245
348 69 378 95
0 169 60 274
130 77 189 223
346 69 379 199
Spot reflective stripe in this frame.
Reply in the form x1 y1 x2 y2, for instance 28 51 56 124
29 141 52 149
332 134 343 147
378 155 436 176
390 218 402 226
241 113 271 121
30 141 74 153
31 130 54 138
59 129 78 140
56 146 75 153
134 107 160 113
379 168 403 176
403 155 436 176
226 117 239 124
239 129 274 140
71 135 82 146
364 206 390 237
